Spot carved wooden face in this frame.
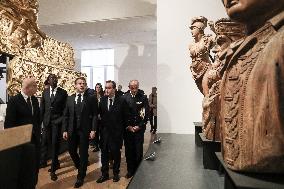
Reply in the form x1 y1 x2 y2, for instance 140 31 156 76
190 26 201 38
222 0 279 22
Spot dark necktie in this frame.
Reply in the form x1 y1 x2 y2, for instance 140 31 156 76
51 89 55 102
27 97 32 115
109 98 113 110
77 94 82 106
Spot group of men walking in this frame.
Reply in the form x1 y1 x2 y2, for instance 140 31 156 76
4 75 150 188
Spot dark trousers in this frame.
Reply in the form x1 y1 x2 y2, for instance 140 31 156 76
100 139 121 176
41 122 61 172
94 121 100 146
90 121 100 147
67 129 89 180
124 130 144 175
150 115 157 132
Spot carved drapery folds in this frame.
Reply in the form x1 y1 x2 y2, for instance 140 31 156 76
189 17 246 141
202 18 246 141
188 16 217 140
220 19 284 173
0 0 81 96
190 12 284 172
188 16 214 96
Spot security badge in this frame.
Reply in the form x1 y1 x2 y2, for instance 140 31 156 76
135 101 145 119
139 107 145 119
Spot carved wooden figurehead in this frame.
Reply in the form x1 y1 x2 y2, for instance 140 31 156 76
220 0 284 173
188 16 246 142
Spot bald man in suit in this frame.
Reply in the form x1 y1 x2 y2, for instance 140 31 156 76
5 77 41 187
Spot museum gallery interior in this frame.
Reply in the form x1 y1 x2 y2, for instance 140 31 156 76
0 0 283 189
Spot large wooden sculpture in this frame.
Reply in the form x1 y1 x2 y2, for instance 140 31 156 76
189 16 246 141
189 16 214 96
203 18 246 141
220 0 284 173
188 16 218 140
0 0 85 96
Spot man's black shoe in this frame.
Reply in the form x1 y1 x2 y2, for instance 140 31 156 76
96 175 109 183
74 179 84 188
50 172 58 181
113 174 120 182
125 172 133 179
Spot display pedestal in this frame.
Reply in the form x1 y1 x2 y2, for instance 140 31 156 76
215 152 284 189
199 133 221 170
0 125 36 189
0 144 36 189
194 122 203 147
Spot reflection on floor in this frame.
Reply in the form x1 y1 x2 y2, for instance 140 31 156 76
37 127 154 189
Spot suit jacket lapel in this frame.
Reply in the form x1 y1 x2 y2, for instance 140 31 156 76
31 96 39 115
19 93 32 116
46 88 51 105
81 93 88 113
70 94 75 112
110 96 119 111
19 93 29 108
52 87 60 104
103 97 108 112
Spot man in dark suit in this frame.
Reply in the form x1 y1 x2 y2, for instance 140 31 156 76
40 74 68 181
96 80 129 183
124 80 149 178
116 84 124 97
62 77 98 188
4 77 41 186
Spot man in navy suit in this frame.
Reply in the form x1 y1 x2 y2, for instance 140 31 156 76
124 80 149 178
96 80 129 183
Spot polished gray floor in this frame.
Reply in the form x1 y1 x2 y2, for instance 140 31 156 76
127 133 224 189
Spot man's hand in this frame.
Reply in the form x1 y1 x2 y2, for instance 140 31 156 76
127 126 135 132
63 132 68 140
90 131 96 139
133 126 140 132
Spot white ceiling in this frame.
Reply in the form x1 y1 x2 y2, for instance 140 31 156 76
40 15 156 50
38 0 157 51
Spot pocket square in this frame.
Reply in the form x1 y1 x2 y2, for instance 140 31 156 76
136 102 142 104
